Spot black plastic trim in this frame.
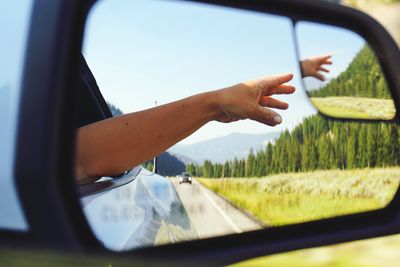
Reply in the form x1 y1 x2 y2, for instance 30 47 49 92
4 0 101 251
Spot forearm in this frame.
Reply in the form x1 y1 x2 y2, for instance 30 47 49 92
75 91 219 181
75 73 295 182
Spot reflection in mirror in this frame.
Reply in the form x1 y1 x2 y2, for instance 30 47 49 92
78 0 400 251
295 21 396 120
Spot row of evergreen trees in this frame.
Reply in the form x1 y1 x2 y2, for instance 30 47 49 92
107 102 123 116
187 115 400 178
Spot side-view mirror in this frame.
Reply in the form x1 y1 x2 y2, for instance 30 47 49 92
74 1 400 264
10 0 400 266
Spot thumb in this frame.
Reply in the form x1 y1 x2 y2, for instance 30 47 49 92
251 106 282 126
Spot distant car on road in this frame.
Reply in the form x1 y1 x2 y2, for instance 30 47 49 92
179 172 192 184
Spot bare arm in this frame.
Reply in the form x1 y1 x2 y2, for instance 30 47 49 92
75 73 295 182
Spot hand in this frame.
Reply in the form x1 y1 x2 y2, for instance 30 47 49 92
213 73 295 126
301 55 332 81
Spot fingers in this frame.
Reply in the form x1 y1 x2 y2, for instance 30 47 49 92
246 73 294 96
260 96 289 110
267 84 296 96
318 66 330 73
267 73 294 87
317 54 332 63
251 106 282 126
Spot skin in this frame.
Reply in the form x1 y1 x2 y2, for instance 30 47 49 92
300 54 332 81
75 73 295 183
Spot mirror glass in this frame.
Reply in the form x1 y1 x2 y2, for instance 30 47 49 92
295 21 396 120
78 0 400 251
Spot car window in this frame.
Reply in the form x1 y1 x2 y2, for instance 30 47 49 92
0 1 33 231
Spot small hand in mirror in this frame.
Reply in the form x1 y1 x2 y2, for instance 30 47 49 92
75 74 295 183
300 54 332 81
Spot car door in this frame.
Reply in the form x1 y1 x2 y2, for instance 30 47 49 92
2 0 400 266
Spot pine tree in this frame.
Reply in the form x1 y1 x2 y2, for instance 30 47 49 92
223 161 231 178
245 148 255 177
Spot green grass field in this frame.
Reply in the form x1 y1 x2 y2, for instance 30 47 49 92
199 168 400 266
310 97 395 120
198 167 400 226
232 233 400 267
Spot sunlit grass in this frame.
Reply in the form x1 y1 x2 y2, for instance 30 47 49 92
0 249 167 267
198 167 400 226
310 97 395 120
231 234 400 267
219 168 400 266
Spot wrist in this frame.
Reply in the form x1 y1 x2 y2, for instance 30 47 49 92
206 90 223 121
198 89 226 122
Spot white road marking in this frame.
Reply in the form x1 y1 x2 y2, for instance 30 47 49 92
194 180 242 233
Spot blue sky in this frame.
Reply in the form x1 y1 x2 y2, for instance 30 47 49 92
83 0 364 144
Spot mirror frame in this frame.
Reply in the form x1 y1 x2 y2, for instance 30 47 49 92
4 0 400 265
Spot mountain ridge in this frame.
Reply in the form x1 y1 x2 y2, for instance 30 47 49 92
169 132 280 163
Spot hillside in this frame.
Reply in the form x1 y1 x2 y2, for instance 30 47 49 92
143 152 187 176
309 45 391 99
194 113 400 178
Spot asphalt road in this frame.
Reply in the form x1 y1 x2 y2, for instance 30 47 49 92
169 178 263 239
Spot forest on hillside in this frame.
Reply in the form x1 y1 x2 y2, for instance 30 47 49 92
189 116 400 178
309 45 391 99
191 45 399 178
